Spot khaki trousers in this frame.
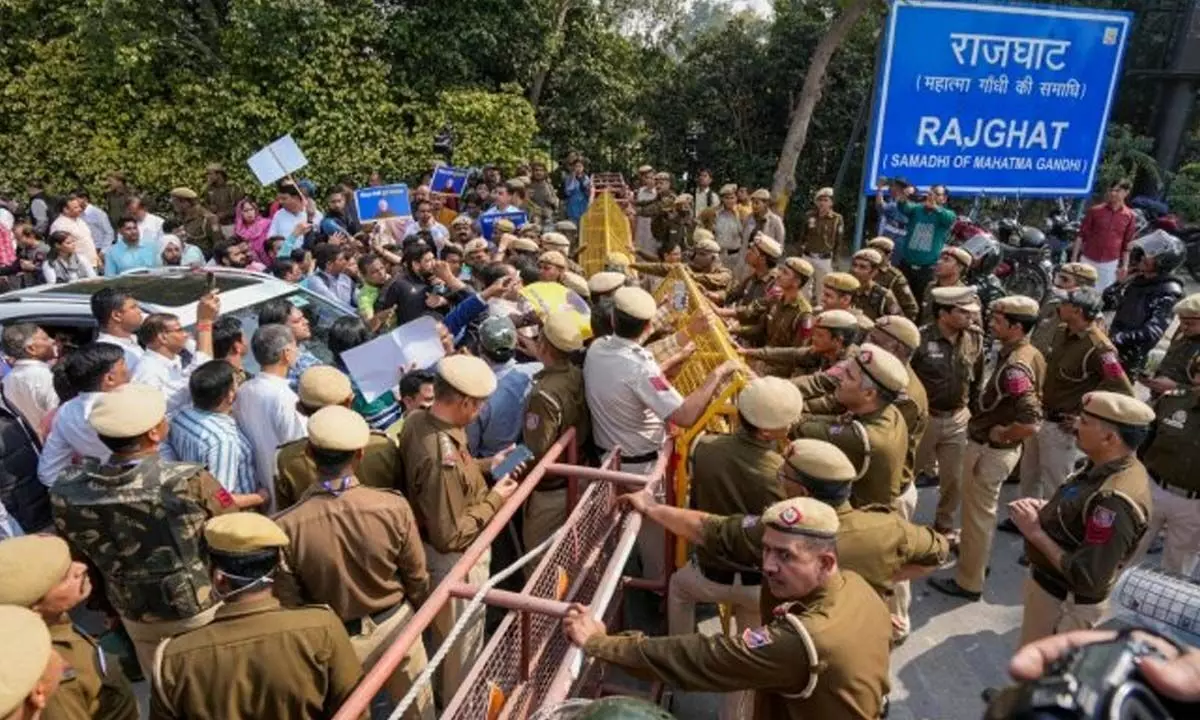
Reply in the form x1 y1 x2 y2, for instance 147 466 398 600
1019 574 1107 647
1018 422 1081 501
349 602 434 720
915 409 970 531
424 544 490 704
802 254 834 304
128 602 222 675
956 440 1021 594
524 488 568 553
625 459 666 581
889 482 919 638
1132 482 1200 576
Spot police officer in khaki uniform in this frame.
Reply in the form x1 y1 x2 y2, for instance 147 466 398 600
817 271 859 313
539 232 584 274
1013 288 1132 510
523 312 589 552
0 606 65 720
731 257 814 375
565 496 891 720
930 295 1046 601
0 535 138 720
1133 354 1200 574
275 366 400 511
799 187 844 300
848 248 902 320
918 246 972 324
867 236 920 321
274 406 433 718
1008 391 1154 645
723 233 781 308
169 187 223 259
1029 262 1099 354
152 513 364 719
1144 293 1200 395
911 287 986 538
742 308 857 380
633 234 734 301
397 355 522 702
742 189 787 264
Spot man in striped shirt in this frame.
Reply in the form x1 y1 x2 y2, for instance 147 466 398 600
168 360 267 509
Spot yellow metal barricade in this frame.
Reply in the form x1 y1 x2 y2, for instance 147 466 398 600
578 192 635 277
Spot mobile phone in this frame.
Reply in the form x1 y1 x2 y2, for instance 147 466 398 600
491 445 534 481
205 271 216 293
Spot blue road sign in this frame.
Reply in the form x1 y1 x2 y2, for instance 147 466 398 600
864 1 1132 197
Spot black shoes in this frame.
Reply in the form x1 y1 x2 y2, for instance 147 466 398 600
927 576 982 601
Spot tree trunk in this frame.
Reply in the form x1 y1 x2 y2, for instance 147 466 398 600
771 0 875 199
528 0 574 109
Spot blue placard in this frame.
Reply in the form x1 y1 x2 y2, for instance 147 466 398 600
864 1 1131 197
478 211 529 241
430 166 471 197
354 184 412 223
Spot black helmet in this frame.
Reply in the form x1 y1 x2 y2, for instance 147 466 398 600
1129 229 1184 275
960 233 1002 276
1018 226 1046 249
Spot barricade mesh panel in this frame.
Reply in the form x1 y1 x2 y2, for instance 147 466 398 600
578 191 635 278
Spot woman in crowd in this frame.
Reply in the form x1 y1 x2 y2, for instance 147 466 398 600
235 199 273 266
42 231 96 283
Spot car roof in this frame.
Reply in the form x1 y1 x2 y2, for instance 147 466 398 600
0 268 299 326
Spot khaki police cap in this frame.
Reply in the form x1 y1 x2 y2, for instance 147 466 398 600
737 377 804 430
750 189 771 201
308 405 370 451
613 286 657 321
823 272 860 293
783 256 814 278
853 248 883 266
89 384 165 438
992 295 1040 319
1058 262 1099 286
451 214 474 228
169 186 198 200
874 315 921 351
438 355 497 399
463 238 488 253
519 223 541 237
762 496 840 538
751 234 782 259
1174 293 1200 319
930 285 981 313
204 513 289 555
505 178 526 191
0 535 71 606
539 251 568 269
692 227 716 245
541 232 570 250
854 343 909 393
543 310 584 352
498 232 519 248
298 366 352 408
783 438 857 483
637 165 654 175
816 309 859 330
654 172 670 181
673 194 692 206
1081 391 1155 428
814 187 834 200
0 605 52 718
588 271 627 295
554 220 577 232
512 237 541 253
941 246 973 268
866 236 895 254
606 251 632 268
718 183 738 196
495 218 517 234
694 237 721 254
561 271 589 299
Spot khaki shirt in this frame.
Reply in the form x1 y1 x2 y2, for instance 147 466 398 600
204 182 244 225
1154 332 1200 385
794 405 908 508
631 261 734 297
749 344 849 383
851 281 901 321
735 293 813 371
1029 296 1066 354
275 431 399 511
523 363 590 477
274 483 430 620
1042 324 1132 416
1142 388 1200 493
180 206 223 257
800 211 844 256
45 621 138 720
1028 456 1151 601
910 324 985 413
728 268 777 308
877 265 919 321
968 339 1045 446
918 278 965 325
152 596 364 720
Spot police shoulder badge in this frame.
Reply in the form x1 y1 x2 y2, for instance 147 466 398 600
741 515 760 529
439 434 458 467
525 412 540 431
1084 505 1117 545
1099 351 1125 379
742 626 773 650
649 375 671 392
1003 368 1033 396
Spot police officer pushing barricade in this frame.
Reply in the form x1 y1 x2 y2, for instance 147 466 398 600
49 383 238 676
152 513 363 719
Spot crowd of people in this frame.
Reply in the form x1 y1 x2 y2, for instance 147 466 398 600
0 157 1197 720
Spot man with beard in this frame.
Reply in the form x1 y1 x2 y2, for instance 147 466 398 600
378 243 438 326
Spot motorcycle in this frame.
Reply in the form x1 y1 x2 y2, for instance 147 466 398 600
992 218 1055 304
1044 206 1080 266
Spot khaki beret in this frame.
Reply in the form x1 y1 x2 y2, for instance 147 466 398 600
463 238 489 253
605 251 632 268
543 310 584 352
519 223 542 237
538 251 568 269
1058 262 1099 286
853 248 883 266
751 234 782 259
561 271 589 299
854 343 909 393
866 236 895 254
654 172 671 181
784 438 857 483
694 237 721 254
941 246 973 268
298 366 352 408
589 272 627 295
498 232 518 247
737 377 804 431
718 183 738 196
613 286 657 321
505 178 526 191
512 237 541 253
873 315 921 351
992 295 1040 319
823 272 860 293
89 384 165 438
853 308 874 332
1174 293 1200 319
674 193 693 206
930 285 981 313
438 355 497 399
1081 391 1155 428
0 535 71 606
637 165 654 174
692 227 715 245
816 309 858 330
750 189 771 201
783 256 814 278
762 496 839 538
451 214 474 228
0 605 52 717
204 513 289 555
814 187 834 200
169 186 198 200
308 405 370 451
554 220 577 232
495 218 517 234
541 232 570 249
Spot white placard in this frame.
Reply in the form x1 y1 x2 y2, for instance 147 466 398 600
340 315 446 402
246 134 309 186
